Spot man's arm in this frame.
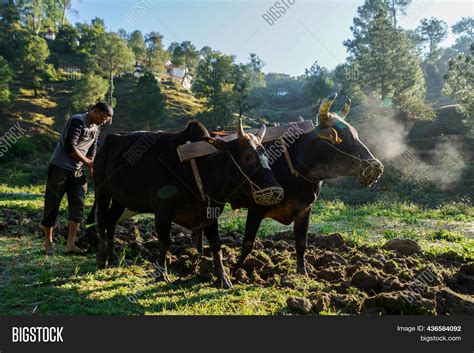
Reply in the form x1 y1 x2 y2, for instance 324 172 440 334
65 119 93 168
86 134 98 161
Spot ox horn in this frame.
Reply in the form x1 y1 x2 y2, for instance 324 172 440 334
237 118 245 139
339 96 351 120
255 124 266 141
318 92 337 124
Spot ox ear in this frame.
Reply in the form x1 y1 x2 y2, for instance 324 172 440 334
203 137 230 151
317 128 342 145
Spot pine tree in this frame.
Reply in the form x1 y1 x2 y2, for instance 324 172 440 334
20 34 54 97
92 32 135 105
0 56 13 106
344 4 433 119
71 73 109 111
130 71 166 129
444 46 474 121
145 32 169 75
129 30 147 62
193 52 236 129
416 18 448 61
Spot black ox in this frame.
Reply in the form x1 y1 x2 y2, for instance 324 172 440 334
196 93 384 275
90 120 284 288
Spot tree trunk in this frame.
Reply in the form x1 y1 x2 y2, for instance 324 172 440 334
61 2 67 27
109 70 114 105
181 54 188 85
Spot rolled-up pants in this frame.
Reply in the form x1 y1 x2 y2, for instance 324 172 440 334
41 164 87 227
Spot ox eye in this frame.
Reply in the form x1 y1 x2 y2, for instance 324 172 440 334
243 152 257 164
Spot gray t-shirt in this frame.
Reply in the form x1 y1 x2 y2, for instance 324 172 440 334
50 113 99 171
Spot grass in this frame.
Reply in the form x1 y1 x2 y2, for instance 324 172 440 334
0 185 472 315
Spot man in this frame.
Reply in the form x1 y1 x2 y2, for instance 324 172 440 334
42 102 113 255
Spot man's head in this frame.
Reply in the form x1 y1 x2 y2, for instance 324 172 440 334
88 102 113 126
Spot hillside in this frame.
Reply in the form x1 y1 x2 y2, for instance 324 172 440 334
0 77 205 186
0 77 472 204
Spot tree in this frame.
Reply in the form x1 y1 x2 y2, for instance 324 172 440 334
23 0 64 34
0 0 27 65
344 4 433 119
452 17 474 39
199 46 213 58
170 41 200 84
452 17 474 55
0 56 13 106
76 17 106 60
443 46 474 120
58 0 74 27
193 52 236 128
232 54 266 117
71 73 109 111
117 28 129 40
304 61 333 102
386 0 411 28
129 30 146 62
130 71 166 129
416 18 448 61
92 32 134 105
20 34 54 97
48 24 84 68
145 32 169 74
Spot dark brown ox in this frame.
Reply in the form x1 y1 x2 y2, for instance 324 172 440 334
197 93 384 275
90 120 283 288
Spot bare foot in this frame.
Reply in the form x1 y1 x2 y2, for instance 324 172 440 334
44 245 55 256
65 245 85 255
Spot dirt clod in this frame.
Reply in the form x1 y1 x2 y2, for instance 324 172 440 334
316 267 345 282
312 233 346 250
382 239 422 256
362 291 436 315
351 268 385 293
287 296 312 314
435 288 474 315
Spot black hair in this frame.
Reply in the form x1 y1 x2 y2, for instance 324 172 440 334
92 102 114 117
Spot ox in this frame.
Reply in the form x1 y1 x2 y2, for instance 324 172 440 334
196 93 384 275
91 120 283 288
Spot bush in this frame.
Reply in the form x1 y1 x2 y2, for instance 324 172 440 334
0 56 13 107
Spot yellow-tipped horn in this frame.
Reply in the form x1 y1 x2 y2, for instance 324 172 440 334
318 93 337 124
340 96 351 120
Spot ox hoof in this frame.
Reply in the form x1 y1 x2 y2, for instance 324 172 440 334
96 253 107 269
219 275 234 289
154 269 171 284
297 265 308 276
107 253 120 267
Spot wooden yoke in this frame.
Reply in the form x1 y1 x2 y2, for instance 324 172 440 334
177 120 314 162
185 141 206 201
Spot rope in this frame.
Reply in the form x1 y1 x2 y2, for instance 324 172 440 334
281 137 380 184
228 153 283 205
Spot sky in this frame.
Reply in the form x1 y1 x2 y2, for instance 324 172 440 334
68 0 474 76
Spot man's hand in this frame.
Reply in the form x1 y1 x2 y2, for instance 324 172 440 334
86 159 94 168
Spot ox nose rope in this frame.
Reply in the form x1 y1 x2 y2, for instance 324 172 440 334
320 140 383 184
185 148 283 207
228 154 284 206
280 135 383 185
